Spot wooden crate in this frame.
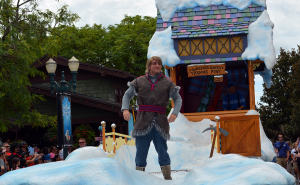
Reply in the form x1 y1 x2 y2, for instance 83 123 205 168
220 115 261 156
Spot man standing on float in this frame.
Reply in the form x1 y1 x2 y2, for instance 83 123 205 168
122 56 182 180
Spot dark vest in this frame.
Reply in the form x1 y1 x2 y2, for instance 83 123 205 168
131 74 176 134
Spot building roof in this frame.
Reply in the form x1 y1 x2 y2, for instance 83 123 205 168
156 4 265 38
29 54 137 117
29 84 122 114
33 54 136 79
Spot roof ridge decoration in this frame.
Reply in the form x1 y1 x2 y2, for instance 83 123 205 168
156 0 266 22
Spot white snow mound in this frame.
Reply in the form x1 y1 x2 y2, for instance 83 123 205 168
147 26 181 67
66 146 108 161
0 111 293 185
242 10 276 88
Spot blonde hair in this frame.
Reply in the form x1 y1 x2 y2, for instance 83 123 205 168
293 142 297 148
145 56 163 74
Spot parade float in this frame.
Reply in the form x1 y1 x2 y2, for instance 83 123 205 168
148 0 276 157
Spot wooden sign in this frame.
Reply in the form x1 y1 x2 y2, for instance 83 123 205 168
187 63 227 77
214 75 223 82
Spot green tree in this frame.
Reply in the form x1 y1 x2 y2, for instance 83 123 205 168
287 46 300 140
258 47 300 142
0 0 79 132
51 15 156 76
106 15 156 76
50 24 108 65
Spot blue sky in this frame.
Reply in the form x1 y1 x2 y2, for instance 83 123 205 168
41 0 300 105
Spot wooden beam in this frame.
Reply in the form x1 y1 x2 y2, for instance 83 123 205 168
164 65 172 70
252 59 264 63
220 115 259 121
247 60 255 110
169 67 177 108
182 110 249 122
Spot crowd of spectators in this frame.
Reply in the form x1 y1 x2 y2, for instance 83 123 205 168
274 134 300 183
0 138 87 176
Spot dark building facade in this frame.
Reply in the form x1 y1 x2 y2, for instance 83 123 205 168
2 55 136 147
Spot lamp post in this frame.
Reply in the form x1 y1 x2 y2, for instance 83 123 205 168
45 56 79 160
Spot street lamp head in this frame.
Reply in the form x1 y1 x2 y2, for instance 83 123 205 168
45 58 57 74
68 56 79 72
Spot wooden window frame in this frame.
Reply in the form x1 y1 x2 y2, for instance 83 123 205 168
174 34 247 60
114 85 124 104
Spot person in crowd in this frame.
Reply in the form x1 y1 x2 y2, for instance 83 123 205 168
295 147 300 183
78 138 87 148
35 147 43 164
22 151 37 167
297 137 300 149
274 134 290 169
2 142 11 156
223 83 246 111
58 147 63 160
0 147 8 175
286 141 293 174
291 142 299 179
49 146 61 162
122 56 182 180
20 141 28 155
4 139 10 145
11 158 20 171
8 143 37 170
58 147 67 160
42 147 51 163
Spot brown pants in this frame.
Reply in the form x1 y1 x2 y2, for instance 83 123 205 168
276 157 287 169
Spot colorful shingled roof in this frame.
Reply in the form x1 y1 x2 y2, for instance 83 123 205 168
156 4 265 38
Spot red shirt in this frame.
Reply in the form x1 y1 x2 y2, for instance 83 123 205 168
26 157 35 166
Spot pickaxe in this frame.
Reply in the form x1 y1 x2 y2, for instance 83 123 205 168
202 124 229 158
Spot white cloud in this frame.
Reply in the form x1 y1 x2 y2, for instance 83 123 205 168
40 0 157 27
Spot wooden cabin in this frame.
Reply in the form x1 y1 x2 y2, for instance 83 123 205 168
157 4 268 156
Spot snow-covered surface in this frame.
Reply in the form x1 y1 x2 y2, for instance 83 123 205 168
246 110 276 161
156 0 266 21
242 10 276 88
0 111 293 185
147 26 181 67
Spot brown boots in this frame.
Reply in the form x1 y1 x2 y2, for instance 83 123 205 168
136 165 172 180
161 165 172 180
136 166 145 171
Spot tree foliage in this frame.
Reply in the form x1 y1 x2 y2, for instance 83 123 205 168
0 1 156 133
259 46 300 142
53 15 157 76
0 0 79 132
50 24 108 65
105 15 156 76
